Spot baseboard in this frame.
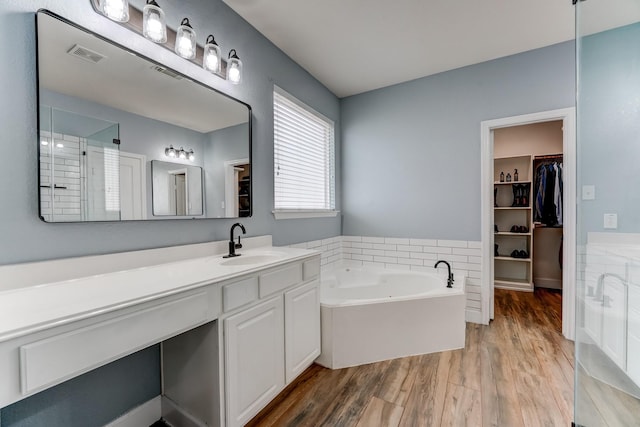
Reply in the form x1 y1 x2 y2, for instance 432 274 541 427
466 308 484 324
161 396 208 427
105 396 162 427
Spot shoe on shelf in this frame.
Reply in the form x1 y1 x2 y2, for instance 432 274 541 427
518 250 529 258
495 224 499 233
510 250 519 258
510 225 518 233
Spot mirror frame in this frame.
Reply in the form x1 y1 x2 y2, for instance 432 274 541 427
35 9 253 222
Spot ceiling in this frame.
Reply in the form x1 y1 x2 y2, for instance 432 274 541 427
223 0 640 98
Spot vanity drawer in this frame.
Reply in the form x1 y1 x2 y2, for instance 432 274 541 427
223 277 259 312
20 292 208 395
303 258 321 281
259 264 302 297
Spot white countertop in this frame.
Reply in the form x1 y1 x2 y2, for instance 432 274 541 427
0 246 318 343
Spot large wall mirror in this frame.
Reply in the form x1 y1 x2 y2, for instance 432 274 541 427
36 10 252 222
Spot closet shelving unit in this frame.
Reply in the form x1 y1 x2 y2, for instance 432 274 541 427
494 155 533 291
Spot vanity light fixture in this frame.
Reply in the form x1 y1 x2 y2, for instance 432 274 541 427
178 147 187 160
142 0 167 44
99 0 130 22
91 1 245 84
227 49 242 84
165 145 177 158
203 35 221 73
188 149 195 161
175 18 197 59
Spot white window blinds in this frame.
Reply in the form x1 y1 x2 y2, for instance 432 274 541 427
274 88 335 211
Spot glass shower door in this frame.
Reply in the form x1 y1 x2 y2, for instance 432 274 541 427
575 1 640 425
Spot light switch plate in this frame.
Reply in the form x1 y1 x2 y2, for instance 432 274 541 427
604 213 618 229
582 185 596 200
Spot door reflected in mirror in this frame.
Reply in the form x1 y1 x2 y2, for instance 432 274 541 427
37 10 251 222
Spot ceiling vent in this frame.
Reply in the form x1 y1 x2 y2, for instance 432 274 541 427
67 44 106 64
151 65 183 80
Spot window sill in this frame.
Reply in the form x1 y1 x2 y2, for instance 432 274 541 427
272 210 340 220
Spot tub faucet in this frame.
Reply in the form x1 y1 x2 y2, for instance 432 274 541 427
224 222 246 258
592 272 626 306
434 260 454 288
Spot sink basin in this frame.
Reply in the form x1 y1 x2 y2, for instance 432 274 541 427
220 254 282 266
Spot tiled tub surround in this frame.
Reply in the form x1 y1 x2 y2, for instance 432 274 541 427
287 236 482 323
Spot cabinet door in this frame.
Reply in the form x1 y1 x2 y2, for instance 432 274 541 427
224 296 284 427
285 280 320 384
602 279 627 370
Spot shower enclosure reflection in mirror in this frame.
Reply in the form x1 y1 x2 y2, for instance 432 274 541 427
36 10 252 222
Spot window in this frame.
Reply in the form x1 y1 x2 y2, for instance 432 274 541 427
273 87 336 218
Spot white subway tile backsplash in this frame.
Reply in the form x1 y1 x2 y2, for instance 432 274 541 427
385 250 411 258
397 244 423 252
373 243 396 251
423 246 452 255
398 258 423 266
352 254 374 262
342 236 362 242
452 248 481 256
410 238 438 246
467 256 482 264
374 256 397 264
438 240 468 248
410 252 437 260
363 248 385 256
361 236 385 244
385 237 410 245
467 241 482 249
352 242 374 249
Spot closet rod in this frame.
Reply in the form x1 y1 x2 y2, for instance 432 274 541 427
534 153 563 160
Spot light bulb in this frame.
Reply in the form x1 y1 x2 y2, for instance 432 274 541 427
101 0 130 22
179 147 187 159
165 145 176 157
175 19 196 59
41 140 49 146
143 1 167 43
56 142 64 148
228 65 240 83
188 149 195 161
227 49 242 84
203 35 221 73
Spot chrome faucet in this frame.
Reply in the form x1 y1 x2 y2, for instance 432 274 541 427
434 260 454 288
591 272 626 306
224 223 246 258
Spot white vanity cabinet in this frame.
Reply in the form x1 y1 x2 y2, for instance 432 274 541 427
162 254 321 427
222 262 321 427
224 296 285 427
601 278 627 369
285 280 321 384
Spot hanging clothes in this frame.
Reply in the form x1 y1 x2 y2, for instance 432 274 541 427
534 160 563 226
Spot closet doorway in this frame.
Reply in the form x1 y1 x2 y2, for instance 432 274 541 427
481 108 576 340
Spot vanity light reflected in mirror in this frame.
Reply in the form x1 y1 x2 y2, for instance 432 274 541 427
142 0 167 43
175 18 197 59
227 49 242 85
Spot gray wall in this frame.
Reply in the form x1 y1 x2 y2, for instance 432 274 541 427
340 41 576 241
578 22 640 239
0 0 339 425
0 0 341 267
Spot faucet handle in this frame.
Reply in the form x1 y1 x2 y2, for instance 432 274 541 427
235 235 243 249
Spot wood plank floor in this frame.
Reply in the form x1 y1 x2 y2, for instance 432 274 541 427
246 289 635 427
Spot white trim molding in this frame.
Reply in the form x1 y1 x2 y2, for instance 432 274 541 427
480 107 576 340
105 396 161 427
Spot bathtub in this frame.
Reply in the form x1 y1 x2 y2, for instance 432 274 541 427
315 265 466 369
